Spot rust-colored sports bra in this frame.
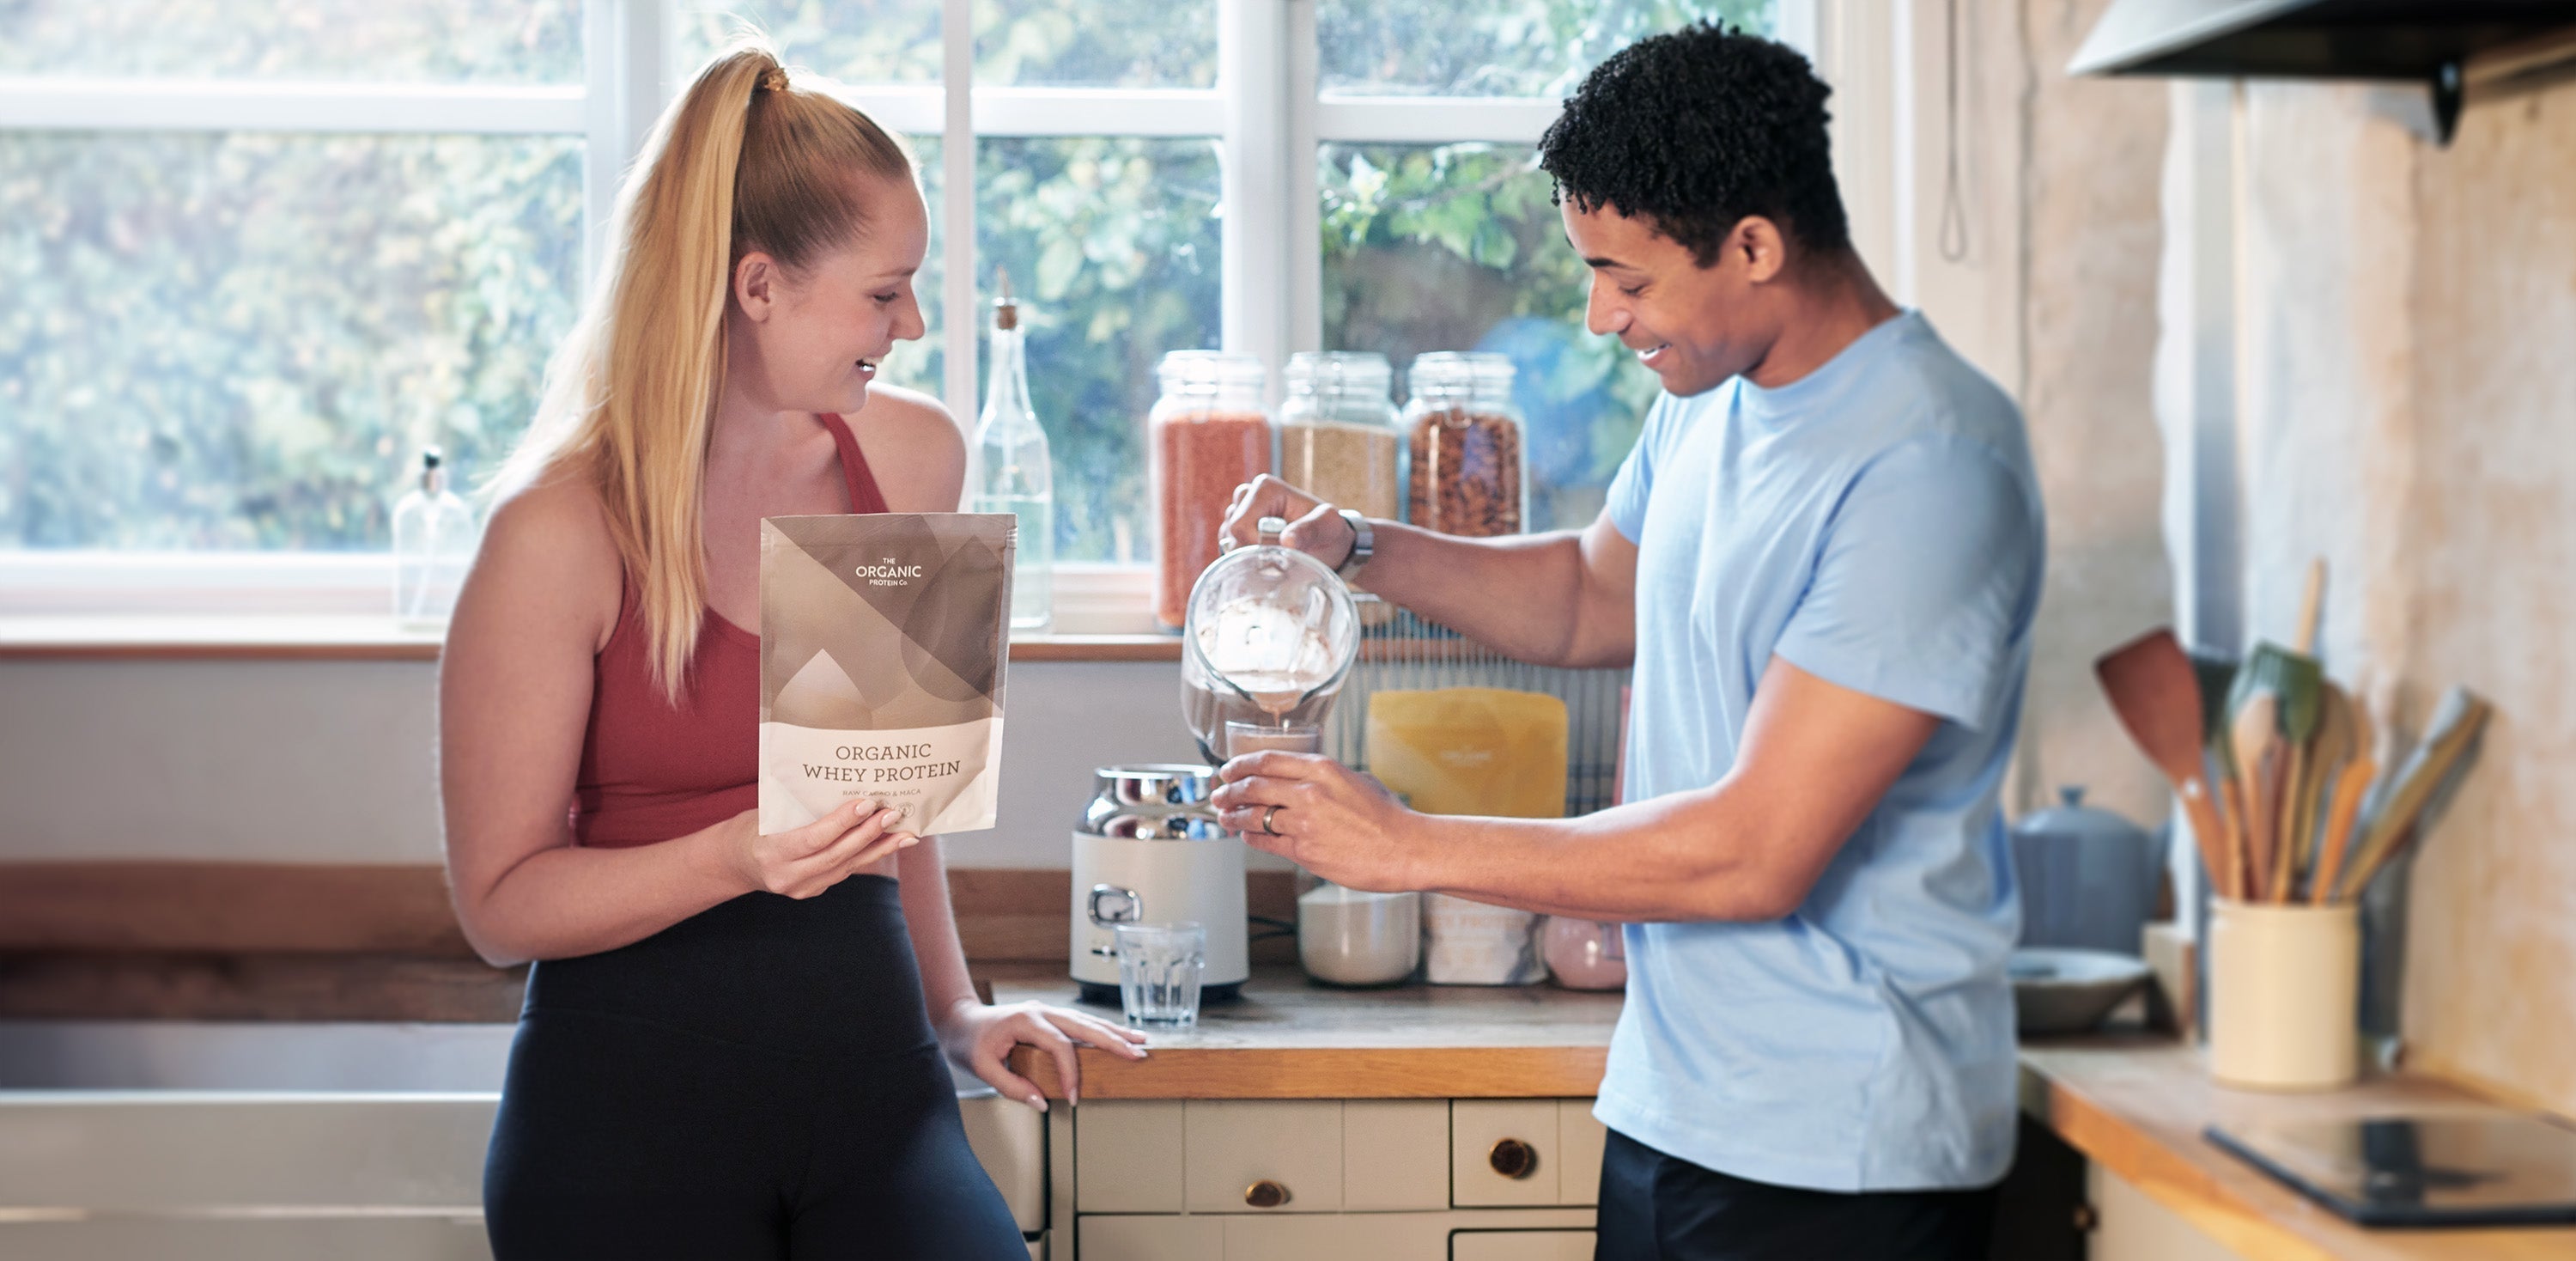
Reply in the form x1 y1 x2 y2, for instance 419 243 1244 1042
571 413 889 849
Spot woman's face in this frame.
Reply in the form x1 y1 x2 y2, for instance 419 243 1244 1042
727 174 931 417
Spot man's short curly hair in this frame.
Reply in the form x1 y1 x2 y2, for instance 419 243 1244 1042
1538 24 1850 264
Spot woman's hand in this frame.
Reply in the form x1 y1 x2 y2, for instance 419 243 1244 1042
724 798 918 899
938 998 1149 1111
1212 751 1424 892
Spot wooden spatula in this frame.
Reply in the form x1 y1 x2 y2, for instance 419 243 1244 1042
2232 694 2281 903
2095 629 2234 899
2337 686 2492 901
2295 683 2358 899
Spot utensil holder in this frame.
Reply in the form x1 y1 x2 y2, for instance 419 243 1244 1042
2208 898 2360 1089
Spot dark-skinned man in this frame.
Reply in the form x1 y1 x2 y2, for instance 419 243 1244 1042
1215 25 2044 1261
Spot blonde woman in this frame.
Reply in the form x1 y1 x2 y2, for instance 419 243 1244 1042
440 43 1143 1258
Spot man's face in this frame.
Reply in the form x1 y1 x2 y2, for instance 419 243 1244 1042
1562 198 1776 398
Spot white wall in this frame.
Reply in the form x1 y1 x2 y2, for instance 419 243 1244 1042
0 657 1212 870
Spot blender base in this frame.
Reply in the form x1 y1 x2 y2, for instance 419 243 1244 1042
1076 980 1242 1008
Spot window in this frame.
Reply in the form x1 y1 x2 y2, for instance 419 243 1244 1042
3 0 1810 620
0 0 587 580
1308 0 1781 533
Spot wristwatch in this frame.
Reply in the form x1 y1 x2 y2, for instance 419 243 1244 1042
1334 508 1373 578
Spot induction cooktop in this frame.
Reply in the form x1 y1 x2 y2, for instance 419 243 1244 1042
2207 1112 2576 1228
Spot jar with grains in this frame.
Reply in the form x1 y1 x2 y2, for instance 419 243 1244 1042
1150 350 1273 629
1402 351 1525 538
1279 351 1401 524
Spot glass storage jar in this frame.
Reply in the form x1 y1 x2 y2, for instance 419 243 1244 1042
1402 351 1525 538
1150 350 1273 629
1279 351 1401 524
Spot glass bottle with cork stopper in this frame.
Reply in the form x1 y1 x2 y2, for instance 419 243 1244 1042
392 446 477 629
968 267 1054 631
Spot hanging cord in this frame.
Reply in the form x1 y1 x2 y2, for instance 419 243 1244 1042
1937 0 1970 264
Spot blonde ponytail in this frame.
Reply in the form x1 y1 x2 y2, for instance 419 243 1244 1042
495 39 913 705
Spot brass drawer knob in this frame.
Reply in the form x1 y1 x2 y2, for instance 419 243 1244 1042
1244 1179 1291 1209
1489 1137 1539 1180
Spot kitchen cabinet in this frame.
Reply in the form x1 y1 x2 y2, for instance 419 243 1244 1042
1066 1098 1600 1259
1453 1100 1606 1208
1183 1100 1352 1213
1080 1212 1596 1261
1449 1230 1598 1261
2087 1162 2233 1261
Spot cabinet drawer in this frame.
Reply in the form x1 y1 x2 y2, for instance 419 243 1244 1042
1222 1213 1364 1260
1185 1100 1344 1214
1556 1101 1606 1207
1076 1100 1185 1213
1452 1100 1561 1208
1078 1213 1222 1261
1343 1100 1450 1212
1449 1228 1595 1261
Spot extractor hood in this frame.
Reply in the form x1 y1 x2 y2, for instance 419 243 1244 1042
2069 0 2576 143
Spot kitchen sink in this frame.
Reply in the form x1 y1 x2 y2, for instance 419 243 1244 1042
0 1021 1043 1261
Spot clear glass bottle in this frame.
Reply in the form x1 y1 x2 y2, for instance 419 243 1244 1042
1149 350 1272 629
1402 351 1527 538
392 446 477 630
969 270 1054 632
1279 351 1401 522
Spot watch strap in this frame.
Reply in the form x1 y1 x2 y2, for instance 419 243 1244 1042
1334 508 1373 577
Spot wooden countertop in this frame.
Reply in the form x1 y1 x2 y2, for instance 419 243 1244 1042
2020 1035 2576 1260
990 963 1619 1100
995 969 2574 1256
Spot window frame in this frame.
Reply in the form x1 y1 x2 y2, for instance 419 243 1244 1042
2 0 1832 633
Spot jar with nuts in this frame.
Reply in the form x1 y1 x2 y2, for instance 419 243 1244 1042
1402 351 1526 538
1150 350 1273 629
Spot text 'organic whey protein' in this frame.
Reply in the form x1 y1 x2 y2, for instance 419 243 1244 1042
759 513 1016 836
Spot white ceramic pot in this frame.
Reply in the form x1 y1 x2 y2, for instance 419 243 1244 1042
2208 898 2360 1090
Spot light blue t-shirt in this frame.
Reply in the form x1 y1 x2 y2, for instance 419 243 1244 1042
1591 309 2043 1193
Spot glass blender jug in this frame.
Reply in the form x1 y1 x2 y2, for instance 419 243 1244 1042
1180 516 1361 765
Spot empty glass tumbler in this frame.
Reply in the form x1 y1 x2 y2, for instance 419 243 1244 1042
1115 921 1208 1030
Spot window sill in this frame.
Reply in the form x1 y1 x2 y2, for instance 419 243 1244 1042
0 617 1182 663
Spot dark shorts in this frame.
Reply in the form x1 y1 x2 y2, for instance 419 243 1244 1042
482 875 1026 1261
1596 1128 1996 1261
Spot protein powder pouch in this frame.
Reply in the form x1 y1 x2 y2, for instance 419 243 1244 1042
759 513 1016 836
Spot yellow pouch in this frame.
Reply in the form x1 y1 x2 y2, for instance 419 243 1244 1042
1364 687 1568 819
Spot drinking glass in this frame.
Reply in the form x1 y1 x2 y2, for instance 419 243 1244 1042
1223 720 1324 758
1115 921 1207 1029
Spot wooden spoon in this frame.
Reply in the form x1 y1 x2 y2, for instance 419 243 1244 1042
2094 629 2234 899
2310 754 2375 905
2231 694 2280 903
2294 684 2358 899
2338 687 2492 901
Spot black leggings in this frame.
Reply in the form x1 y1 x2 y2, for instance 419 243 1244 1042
483 875 1026 1261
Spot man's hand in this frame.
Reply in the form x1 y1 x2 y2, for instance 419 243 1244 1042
1219 474 1357 568
1211 751 1426 892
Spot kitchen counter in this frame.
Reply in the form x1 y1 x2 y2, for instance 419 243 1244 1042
999 966 2576 1257
2020 1034 2576 1261
989 964 1619 1100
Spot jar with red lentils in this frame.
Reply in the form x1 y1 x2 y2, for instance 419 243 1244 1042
1401 352 1525 538
1150 350 1273 629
